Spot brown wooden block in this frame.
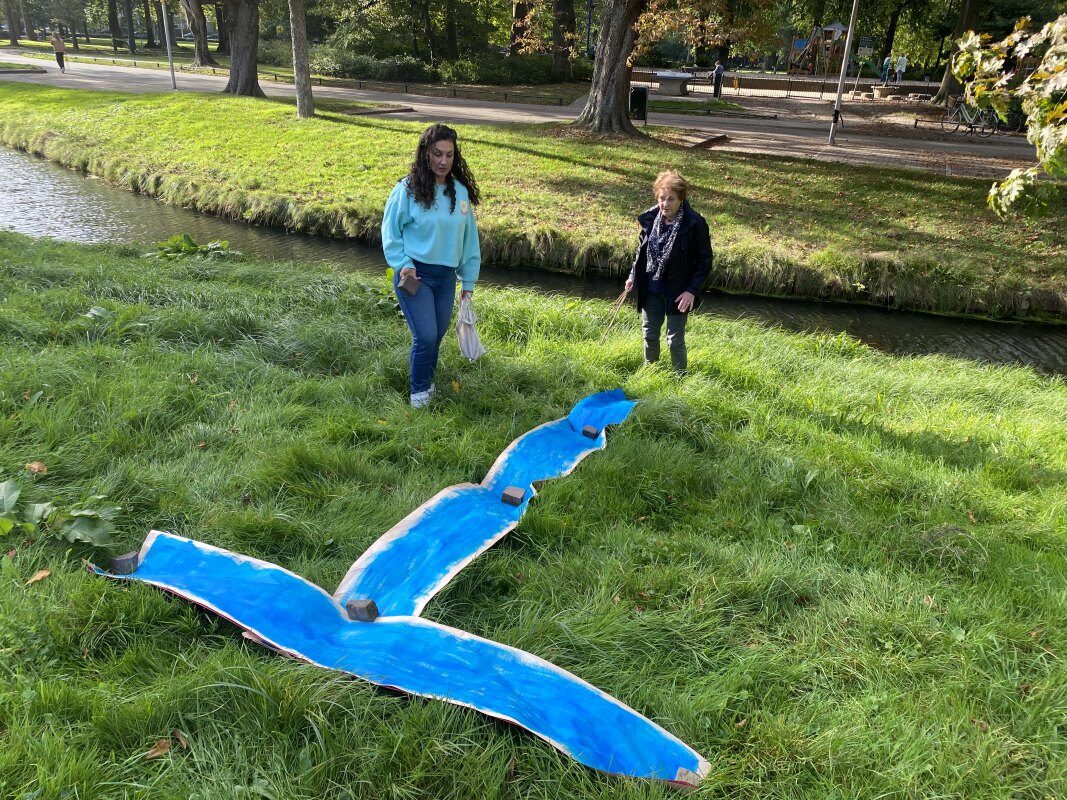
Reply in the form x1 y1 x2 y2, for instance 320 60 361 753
501 486 526 506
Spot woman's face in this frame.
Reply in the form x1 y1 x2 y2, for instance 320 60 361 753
428 139 455 183
656 189 682 220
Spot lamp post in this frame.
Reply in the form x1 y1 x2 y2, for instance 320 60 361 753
828 0 860 145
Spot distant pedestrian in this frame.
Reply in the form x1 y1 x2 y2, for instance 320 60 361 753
382 123 481 408
881 55 891 85
624 170 713 374
50 31 66 74
895 54 908 83
713 60 725 98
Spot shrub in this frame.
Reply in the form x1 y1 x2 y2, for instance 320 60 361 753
258 39 294 69
307 46 439 82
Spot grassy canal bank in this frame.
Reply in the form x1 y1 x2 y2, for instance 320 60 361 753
1 232 1065 798
1 82 1065 319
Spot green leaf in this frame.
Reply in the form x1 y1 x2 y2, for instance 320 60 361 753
0 516 16 535
84 306 115 321
59 516 114 547
0 480 21 514
26 502 55 525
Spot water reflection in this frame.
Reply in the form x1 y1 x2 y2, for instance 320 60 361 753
3 146 1064 375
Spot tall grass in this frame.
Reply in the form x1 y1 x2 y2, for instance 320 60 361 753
1 231 1065 798
0 81 1064 318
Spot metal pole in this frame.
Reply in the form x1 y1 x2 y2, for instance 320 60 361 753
828 0 860 145
161 8 177 89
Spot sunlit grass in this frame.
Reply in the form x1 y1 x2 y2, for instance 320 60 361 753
1 232 1065 798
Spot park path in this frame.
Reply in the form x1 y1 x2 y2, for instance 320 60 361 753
0 51 1037 179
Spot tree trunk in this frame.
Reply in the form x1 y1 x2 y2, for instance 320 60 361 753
153 2 169 48
573 0 647 134
879 2 902 64
443 0 459 60
288 0 313 117
931 0 980 105
222 0 264 97
68 17 81 50
2 0 19 44
510 1 531 56
181 0 220 65
551 0 576 82
420 0 435 61
108 0 122 52
124 0 137 53
215 2 230 54
143 0 156 47
18 0 34 40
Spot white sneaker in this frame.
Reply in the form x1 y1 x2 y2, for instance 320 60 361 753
410 390 431 408
427 383 436 399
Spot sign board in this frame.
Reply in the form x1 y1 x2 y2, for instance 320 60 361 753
857 35 874 57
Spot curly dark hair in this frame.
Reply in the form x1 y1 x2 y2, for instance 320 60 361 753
403 123 481 213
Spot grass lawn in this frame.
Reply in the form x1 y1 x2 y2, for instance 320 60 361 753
0 60 42 70
1 231 1065 798
0 81 1064 319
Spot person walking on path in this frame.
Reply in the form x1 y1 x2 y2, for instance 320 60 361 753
881 55 892 85
624 170 713 374
382 123 481 408
50 31 66 73
713 60 725 98
895 54 908 84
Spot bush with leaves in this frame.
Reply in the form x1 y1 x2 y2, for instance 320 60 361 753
147 234 239 260
955 15 1067 216
0 479 120 550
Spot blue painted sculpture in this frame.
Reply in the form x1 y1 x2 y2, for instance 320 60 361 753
92 390 709 788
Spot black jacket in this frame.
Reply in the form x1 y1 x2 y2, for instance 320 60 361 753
628 201 713 313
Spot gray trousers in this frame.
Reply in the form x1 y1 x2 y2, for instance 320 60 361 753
641 292 687 372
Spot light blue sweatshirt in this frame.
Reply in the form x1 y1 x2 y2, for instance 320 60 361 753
381 179 482 291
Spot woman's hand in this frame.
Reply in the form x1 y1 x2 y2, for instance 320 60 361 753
676 291 696 313
459 289 473 302
399 267 418 279
624 277 634 294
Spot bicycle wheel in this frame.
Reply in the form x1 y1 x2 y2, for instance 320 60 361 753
940 109 960 133
976 110 997 138
998 109 1025 135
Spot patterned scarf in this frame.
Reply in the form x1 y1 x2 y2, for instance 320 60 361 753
646 205 684 282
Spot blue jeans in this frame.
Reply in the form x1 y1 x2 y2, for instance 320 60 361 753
394 261 457 394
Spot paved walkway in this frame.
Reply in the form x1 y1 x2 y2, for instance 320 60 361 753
0 51 1037 179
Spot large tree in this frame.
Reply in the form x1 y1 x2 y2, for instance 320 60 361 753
18 0 34 40
107 0 122 51
931 0 981 103
180 0 220 65
222 0 264 96
3 0 19 44
573 0 646 134
142 0 156 46
288 0 314 117
551 0 576 81
123 0 136 52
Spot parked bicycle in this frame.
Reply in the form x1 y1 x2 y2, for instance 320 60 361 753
940 97 998 137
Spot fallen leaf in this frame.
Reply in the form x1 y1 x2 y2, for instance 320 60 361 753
26 569 51 585
966 510 977 523
923 595 936 609
24 461 48 476
376 418 388 425
735 719 749 729
172 730 188 750
197 441 206 449
451 380 461 394
187 372 199 384
147 739 170 759
228 399 237 412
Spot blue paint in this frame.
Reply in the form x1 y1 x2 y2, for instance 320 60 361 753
91 390 709 787
335 390 637 617
94 532 707 784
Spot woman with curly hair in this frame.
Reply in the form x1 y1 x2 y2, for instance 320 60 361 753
382 124 482 408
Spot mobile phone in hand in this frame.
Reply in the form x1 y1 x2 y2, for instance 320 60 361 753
399 272 419 296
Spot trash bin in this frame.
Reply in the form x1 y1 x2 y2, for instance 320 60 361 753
629 86 648 121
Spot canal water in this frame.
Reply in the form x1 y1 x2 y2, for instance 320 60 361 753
3 146 1065 375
